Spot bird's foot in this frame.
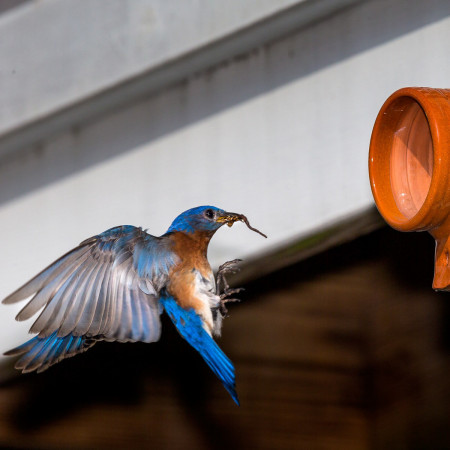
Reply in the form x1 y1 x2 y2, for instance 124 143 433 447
219 289 244 316
216 259 244 316
216 259 242 293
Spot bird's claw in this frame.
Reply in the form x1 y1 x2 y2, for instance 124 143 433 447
220 287 244 300
219 297 241 316
216 259 242 294
216 259 244 316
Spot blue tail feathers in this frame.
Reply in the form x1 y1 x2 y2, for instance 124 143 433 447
161 296 239 405
4 332 95 373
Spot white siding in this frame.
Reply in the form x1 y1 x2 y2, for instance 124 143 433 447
0 0 449 353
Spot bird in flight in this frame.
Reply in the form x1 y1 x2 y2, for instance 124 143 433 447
2 206 266 405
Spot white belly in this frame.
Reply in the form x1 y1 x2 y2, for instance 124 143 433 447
192 269 223 336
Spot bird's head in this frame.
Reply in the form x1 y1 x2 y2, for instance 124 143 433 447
166 206 267 238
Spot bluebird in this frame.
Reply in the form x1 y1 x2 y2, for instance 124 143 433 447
2 206 266 405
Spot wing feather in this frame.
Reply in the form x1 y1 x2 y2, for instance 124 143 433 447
46 263 89 330
86 261 111 337
4 225 178 372
139 293 151 341
72 262 105 335
3 245 91 305
70 261 105 336
52 261 97 337
103 263 120 336
32 261 94 336
15 260 79 322
34 274 77 336
120 271 135 341
130 287 143 341
116 277 133 342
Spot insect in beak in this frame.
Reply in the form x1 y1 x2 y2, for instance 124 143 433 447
217 212 267 238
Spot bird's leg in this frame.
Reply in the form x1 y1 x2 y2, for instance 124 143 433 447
216 259 244 315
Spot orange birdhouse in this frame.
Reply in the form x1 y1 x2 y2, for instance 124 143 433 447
369 87 450 290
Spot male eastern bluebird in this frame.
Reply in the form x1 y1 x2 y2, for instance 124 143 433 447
2 206 266 405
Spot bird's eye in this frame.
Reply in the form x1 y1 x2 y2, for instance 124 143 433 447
204 209 215 220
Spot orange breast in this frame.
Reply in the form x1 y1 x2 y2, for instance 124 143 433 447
165 231 213 310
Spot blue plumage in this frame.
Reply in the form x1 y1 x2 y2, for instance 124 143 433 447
161 295 239 405
167 206 226 234
133 233 178 282
5 331 93 373
3 206 266 405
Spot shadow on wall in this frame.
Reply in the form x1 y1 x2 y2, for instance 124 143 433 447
0 0 448 206
0 0 30 14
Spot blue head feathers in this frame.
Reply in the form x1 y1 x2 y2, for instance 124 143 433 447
167 206 228 235
166 205 268 238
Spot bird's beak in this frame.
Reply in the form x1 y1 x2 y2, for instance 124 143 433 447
216 212 267 238
216 212 242 227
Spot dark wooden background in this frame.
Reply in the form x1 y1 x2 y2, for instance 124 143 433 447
0 225 449 449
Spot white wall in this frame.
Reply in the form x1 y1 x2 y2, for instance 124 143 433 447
0 0 449 354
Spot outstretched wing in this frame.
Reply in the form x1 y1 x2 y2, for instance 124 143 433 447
160 295 239 405
3 225 178 371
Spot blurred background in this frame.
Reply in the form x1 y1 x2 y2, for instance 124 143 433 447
0 0 449 448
